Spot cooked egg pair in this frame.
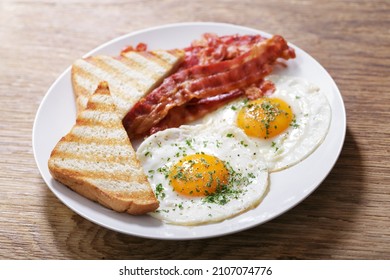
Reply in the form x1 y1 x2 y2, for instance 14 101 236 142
136 75 331 225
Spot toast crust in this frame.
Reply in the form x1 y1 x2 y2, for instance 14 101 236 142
50 166 157 214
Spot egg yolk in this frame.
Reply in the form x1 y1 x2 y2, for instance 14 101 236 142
237 97 293 139
169 154 230 197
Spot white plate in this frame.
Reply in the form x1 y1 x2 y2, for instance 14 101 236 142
33 22 346 240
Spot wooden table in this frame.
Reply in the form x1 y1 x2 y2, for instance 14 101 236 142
1 0 389 260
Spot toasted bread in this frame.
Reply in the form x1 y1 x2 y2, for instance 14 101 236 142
71 49 184 118
48 82 159 214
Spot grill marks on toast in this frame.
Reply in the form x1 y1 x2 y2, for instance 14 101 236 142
50 158 140 181
73 58 140 117
52 140 137 167
95 56 156 89
71 49 184 118
121 50 180 76
48 82 159 214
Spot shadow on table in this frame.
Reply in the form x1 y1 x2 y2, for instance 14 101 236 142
44 126 364 259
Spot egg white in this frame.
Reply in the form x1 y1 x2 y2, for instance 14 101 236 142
136 125 269 225
201 75 332 172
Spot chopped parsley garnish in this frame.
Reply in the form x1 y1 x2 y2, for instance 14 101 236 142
271 141 279 152
202 184 243 205
244 99 291 139
155 183 166 199
144 151 152 157
248 173 256 179
259 100 283 138
291 115 299 128
185 138 194 148
201 162 252 206
172 166 188 181
157 165 169 179
175 203 184 210
240 140 248 147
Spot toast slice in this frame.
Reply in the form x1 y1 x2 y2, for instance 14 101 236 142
48 82 159 214
71 49 184 118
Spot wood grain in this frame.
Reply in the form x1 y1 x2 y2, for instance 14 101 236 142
0 0 389 259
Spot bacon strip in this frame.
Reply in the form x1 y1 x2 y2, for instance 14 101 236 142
123 35 295 138
148 89 244 136
180 33 266 69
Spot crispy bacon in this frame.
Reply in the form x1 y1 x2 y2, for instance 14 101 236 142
180 33 266 69
120 42 148 54
244 79 276 100
148 89 244 135
123 35 295 138
146 79 276 136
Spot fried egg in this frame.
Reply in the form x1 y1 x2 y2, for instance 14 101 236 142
202 75 332 171
136 125 268 225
